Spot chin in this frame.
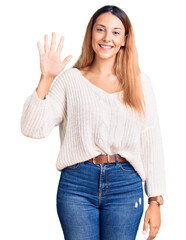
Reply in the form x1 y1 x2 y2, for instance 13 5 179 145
96 54 116 60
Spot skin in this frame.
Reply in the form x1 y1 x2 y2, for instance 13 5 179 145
36 33 72 99
80 12 126 93
143 202 161 239
90 12 126 74
36 14 162 239
82 12 162 239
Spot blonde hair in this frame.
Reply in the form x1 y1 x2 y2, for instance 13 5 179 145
72 5 146 118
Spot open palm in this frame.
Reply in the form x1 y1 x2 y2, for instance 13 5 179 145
37 32 72 77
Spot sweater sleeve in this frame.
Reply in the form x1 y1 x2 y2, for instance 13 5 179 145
20 71 67 139
140 73 166 198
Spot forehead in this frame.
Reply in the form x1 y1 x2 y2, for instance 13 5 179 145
94 12 124 31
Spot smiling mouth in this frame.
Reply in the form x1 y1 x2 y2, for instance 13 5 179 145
98 44 114 50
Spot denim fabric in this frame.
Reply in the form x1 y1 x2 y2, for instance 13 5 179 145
56 154 144 240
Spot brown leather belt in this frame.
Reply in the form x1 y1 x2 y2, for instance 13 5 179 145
88 154 127 164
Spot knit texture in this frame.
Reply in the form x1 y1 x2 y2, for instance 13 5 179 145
20 67 166 198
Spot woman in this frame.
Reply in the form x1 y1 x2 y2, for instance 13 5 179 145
21 5 166 240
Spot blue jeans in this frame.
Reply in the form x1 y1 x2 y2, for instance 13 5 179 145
56 154 144 240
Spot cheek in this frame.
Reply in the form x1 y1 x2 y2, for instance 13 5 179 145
114 38 123 46
92 32 101 42
91 38 99 52
91 38 97 50
92 35 102 49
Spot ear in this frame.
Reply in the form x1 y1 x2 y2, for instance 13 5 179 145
121 35 127 47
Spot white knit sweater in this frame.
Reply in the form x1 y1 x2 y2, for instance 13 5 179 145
20 67 166 198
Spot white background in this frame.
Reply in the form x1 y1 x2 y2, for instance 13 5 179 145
0 0 185 239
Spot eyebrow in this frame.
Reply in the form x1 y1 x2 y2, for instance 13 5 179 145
95 24 122 30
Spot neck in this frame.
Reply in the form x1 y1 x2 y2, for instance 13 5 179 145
89 55 116 75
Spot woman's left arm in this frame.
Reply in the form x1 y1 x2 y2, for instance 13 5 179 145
140 73 166 239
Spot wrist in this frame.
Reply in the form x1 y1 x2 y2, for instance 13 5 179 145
149 201 161 207
36 75 54 100
148 195 164 206
40 73 55 84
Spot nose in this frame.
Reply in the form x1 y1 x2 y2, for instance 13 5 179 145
102 31 111 42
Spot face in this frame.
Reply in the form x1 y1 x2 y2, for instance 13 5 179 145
92 12 126 59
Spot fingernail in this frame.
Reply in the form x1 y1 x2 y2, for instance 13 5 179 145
143 230 146 234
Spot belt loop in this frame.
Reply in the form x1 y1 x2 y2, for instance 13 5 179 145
114 154 119 165
107 154 110 163
93 157 96 164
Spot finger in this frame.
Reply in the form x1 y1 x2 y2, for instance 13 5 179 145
148 229 156 240
148 225 158 240
37 41 43 56
61 55 73 68
143 217 149 235
147 236 153 240
56 36 64 56
44 34 49 53
50 32 56 52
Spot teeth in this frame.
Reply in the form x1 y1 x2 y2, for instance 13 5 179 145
100 44 112 49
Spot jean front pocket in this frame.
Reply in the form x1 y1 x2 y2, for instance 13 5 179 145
65 162 81 170
118 161 136 173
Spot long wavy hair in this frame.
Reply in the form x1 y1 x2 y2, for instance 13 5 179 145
72 5 145 118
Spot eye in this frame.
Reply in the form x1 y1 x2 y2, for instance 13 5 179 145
96 28 120 35
97 28 104 32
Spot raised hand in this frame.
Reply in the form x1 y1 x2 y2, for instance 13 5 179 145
37 32 73 78
36 32 72 99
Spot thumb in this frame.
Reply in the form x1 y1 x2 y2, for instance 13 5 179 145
65 55 73 62
62 55 73 68
143 215 149 235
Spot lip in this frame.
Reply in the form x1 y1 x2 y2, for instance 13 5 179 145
98 44 113 50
